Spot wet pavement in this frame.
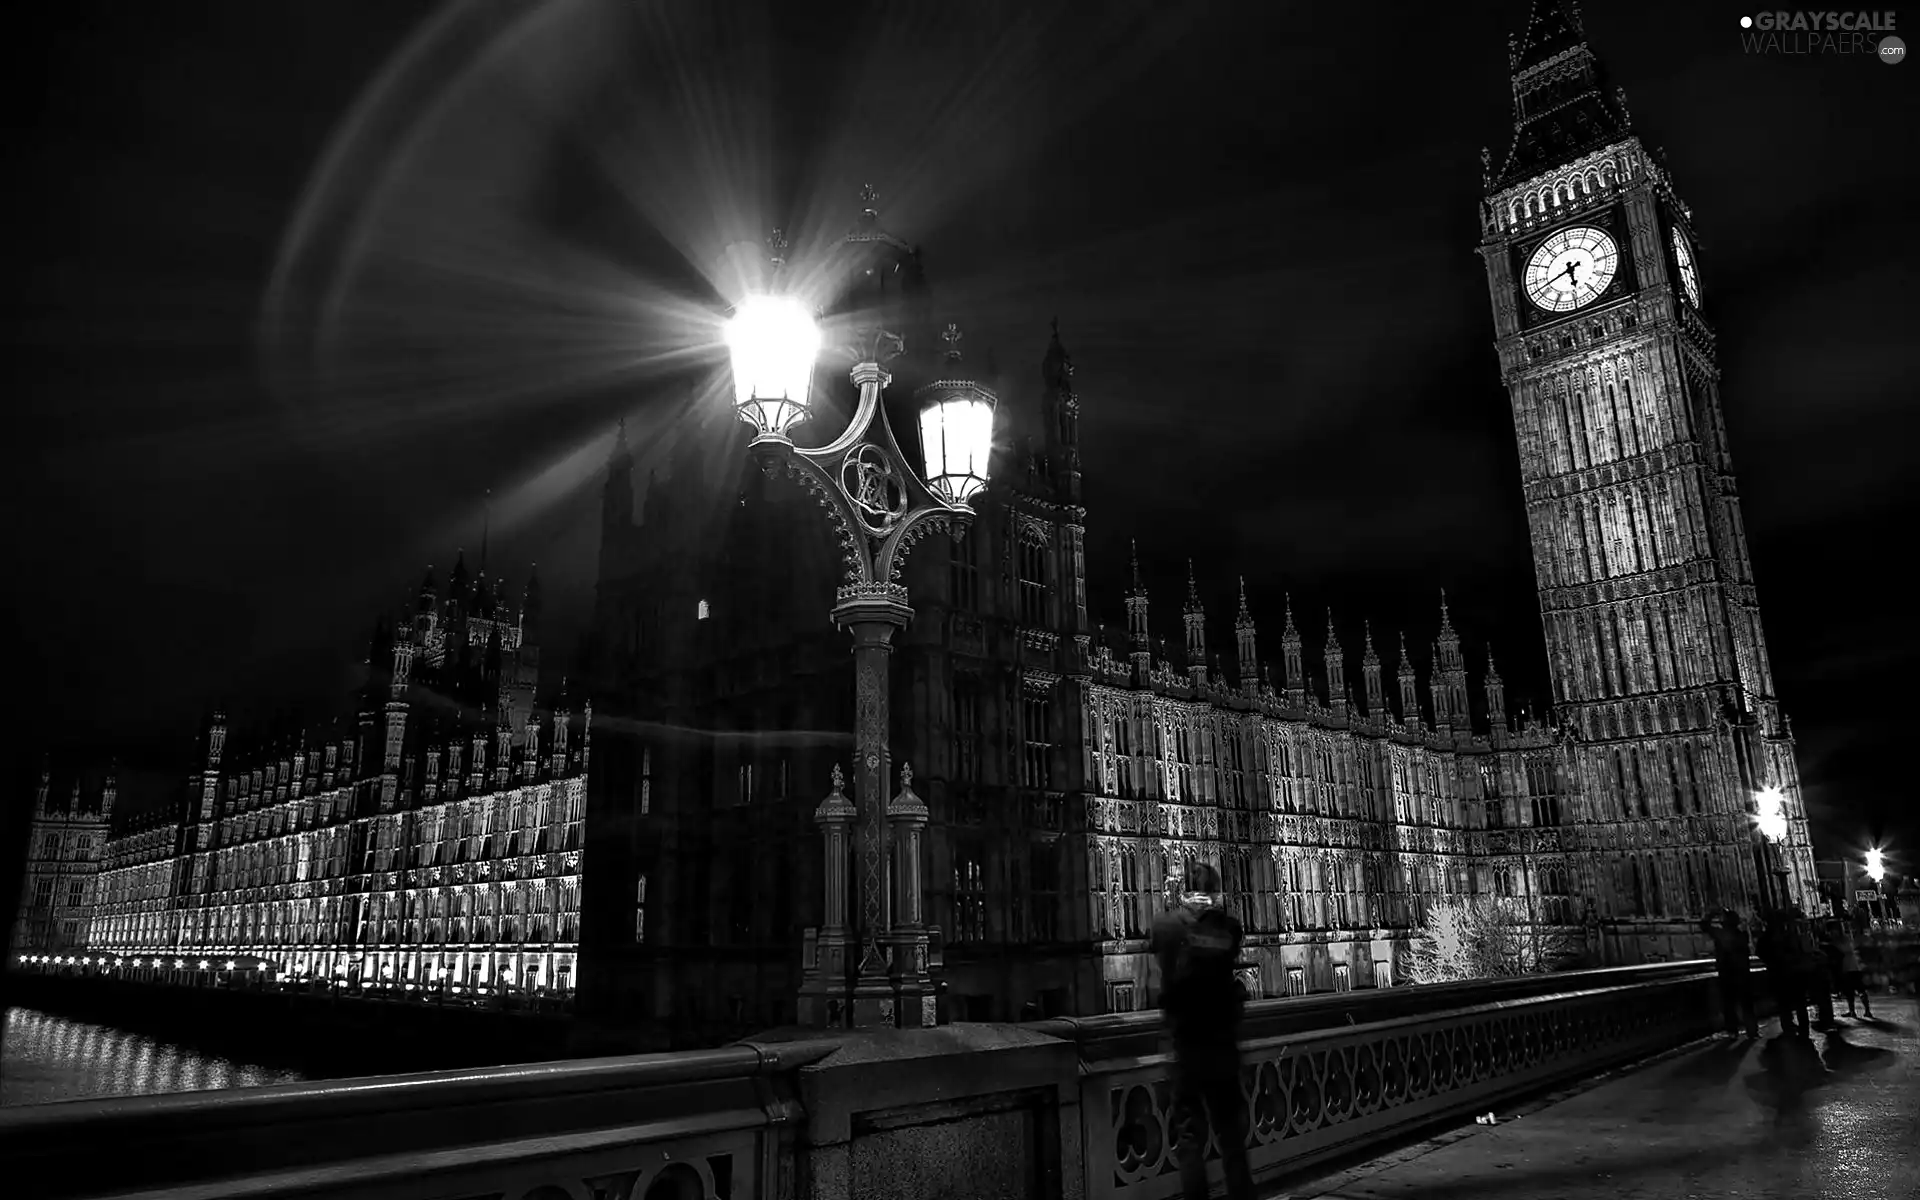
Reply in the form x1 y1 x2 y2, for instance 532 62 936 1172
1287 996 1920 1200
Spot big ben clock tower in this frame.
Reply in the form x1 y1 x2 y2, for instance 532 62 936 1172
1478 1 1813 957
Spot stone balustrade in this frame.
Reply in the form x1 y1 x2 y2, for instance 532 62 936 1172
0 961 1732 1200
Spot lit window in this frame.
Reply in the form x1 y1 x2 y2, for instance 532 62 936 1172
697 600 710 620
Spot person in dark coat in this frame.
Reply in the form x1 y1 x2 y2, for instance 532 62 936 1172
1701 909 1760 1038
1151 860 1256 1200
1756 903 1813 1039
1822 916 1872 1019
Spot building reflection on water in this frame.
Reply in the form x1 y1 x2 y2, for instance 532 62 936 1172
1 1007 304 1107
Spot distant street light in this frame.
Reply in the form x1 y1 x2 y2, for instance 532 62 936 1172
725 238 997 1029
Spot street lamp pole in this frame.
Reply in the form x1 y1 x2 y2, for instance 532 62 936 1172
726 261 997 1029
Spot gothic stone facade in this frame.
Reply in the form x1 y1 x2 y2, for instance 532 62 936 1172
74 554 591 998
582 4 1812 1029
1475 0 1814 960
10 766 115 956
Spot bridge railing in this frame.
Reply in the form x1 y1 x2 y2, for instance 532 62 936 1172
0 960 1731 1200
1035 960 1728 1200
0 1038 842 1200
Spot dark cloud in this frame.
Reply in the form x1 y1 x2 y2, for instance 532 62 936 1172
14 0 1918 854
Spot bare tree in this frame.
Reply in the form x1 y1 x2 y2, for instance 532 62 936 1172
1401 897 1585 985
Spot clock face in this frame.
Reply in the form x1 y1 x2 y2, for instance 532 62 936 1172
1671 228 1701 307
1523 226 1620 313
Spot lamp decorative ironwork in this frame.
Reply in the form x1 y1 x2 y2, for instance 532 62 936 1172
724 238 997 1029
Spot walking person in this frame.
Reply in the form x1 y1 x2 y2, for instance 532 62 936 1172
1802 906 1837 1028
1756 904 1810 1039
1151 861 1257 1200
1700 909 1760 1038
1823 916 1873 1019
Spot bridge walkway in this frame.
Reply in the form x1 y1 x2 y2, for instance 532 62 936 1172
1281 997 1920 1200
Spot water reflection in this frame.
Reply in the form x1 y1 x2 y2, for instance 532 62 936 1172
1 1008 303 1107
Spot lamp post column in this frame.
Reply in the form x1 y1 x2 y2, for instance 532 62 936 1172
799 766 857 1027
833 592 913 1028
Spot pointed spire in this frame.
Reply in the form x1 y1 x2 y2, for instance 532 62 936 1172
1397 631 1416 676
1129 539 1143 589
1282 594 1299 637
1043 316 1074 390
609 416 632 469
1325 608 1341 651
1491 0 1629 191
1486 643 1503 680
1362 622 1379 665
1236 577 1252 624
1438 588 1455 635
1185 560 1201 611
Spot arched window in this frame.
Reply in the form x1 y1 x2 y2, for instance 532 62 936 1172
1630 859 1646 916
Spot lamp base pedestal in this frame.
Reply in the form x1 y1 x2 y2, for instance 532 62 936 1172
849 972 899 1029
889 932 937 1029
797 927 858 1029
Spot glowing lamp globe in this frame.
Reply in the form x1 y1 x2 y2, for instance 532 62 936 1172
917 386 997 506
1866 847 1886 882
725 295 821 440
1753 786 1789 843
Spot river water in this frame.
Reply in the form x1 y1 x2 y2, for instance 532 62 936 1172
1 1006 305 1107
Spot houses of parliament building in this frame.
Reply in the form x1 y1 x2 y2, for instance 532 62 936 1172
575 0 1812 1031
16 2 1813 1039
14 552 592 1001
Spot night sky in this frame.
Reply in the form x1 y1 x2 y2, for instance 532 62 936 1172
13 1 1918 862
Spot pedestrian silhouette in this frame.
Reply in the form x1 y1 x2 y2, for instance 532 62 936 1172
1151 860 1256 1200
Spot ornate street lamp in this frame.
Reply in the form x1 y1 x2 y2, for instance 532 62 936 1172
1865 846 1885 884
725 243 997 1029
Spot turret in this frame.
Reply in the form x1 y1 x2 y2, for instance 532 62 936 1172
1397 632 1420 727
1183 562 1207 688
1234 578 1257 691
551 681 572 776
522 563 543 636
1361 623 1384 718
1324 611 1347 718
205 706 227 771
447 550 470 621
1434 591 1469 734
1125 541 1152 682
1039 318 1083 507
1281 597 1305 709
1485 645 1508 732
34 758 51 817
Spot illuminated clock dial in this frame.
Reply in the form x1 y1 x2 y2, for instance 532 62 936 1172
1523 226 1619 313
1671 228 1701 307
